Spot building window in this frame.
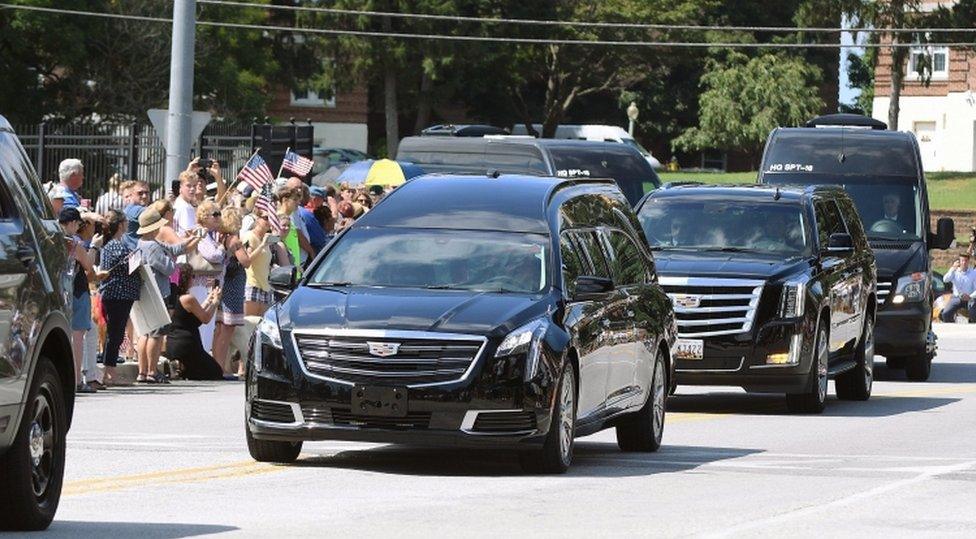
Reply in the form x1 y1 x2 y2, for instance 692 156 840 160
290 88 336 108
909 46 949 81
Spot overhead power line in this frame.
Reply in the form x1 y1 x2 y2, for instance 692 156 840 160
2 4 975 49
199 0 976 34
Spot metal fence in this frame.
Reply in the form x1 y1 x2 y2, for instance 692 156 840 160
14 121 255 199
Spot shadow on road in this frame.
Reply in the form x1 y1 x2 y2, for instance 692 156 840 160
42 521 237 538
293 443 761 478
75 381 240 397
875 360 976 384
669 391 958 417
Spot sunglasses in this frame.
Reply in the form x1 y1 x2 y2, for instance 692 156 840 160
210 211 221 218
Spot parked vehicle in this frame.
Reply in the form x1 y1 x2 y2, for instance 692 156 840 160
759 113 955 381
0 116 73 530
396 137 659 206
637 184 877 413
420 124 509 137
510 124 662 169
246 174 676 473
311 147 371 175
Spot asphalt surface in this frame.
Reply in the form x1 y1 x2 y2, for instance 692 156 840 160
26 324 976 537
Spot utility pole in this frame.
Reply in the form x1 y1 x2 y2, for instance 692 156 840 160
164 0 197 192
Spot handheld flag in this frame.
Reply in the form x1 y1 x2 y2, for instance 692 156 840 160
282 150 314 176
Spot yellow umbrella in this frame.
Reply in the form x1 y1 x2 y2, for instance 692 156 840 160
363 159 424 187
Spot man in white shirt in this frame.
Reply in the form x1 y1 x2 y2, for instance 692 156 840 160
941 252 976 323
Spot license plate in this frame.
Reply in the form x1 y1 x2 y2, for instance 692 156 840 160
351 386 408 417
675 339 704 360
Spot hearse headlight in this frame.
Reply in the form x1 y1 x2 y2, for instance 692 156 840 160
892 272 927 304
257 308 283 349
779 280 807 318
495 318 549 380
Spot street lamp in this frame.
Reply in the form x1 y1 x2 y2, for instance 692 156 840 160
626 101 639 136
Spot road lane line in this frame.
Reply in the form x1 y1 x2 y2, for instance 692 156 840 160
63 460 273 496
706 459 976 537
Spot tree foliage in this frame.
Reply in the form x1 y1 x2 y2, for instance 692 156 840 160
673 52 823 157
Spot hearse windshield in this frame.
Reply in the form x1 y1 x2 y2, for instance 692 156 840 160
764 174 922 241
309 227 549 293
639 197 812 257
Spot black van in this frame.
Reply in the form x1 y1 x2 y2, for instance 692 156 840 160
396 137 660 206
245 175 676 473
0 117 73 530
759 114 955 381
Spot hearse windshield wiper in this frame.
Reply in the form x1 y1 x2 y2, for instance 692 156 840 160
308 281 354 288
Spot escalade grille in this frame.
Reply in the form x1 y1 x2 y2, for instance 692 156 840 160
876 281 892 306
659 277 765 338
293 331 485 386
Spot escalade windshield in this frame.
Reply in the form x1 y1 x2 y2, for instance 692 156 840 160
764 174 922 240
309 227 549 293
639 198 812 256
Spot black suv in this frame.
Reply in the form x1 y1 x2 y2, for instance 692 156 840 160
246 174 676 473
637 184 876 413
0 117 73 530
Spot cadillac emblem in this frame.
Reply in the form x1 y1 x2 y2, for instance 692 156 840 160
672 294 702 309
367 342 401 357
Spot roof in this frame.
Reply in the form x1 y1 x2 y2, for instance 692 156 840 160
805 113 887 130
650 183 830 203
355 174 608 234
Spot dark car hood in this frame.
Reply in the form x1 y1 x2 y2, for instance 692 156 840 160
278 286 549 337
654 250 810 281
871 240 926 278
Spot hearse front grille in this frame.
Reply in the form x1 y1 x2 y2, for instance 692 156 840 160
659 277 765 338
293 331 485 386
330 408 432 430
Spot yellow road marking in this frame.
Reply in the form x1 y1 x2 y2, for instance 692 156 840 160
63 460 286 497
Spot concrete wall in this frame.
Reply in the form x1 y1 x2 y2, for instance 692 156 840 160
309 122 368 152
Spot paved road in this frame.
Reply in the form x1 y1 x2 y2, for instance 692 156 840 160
28 324 976 537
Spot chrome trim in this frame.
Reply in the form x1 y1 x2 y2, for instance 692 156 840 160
676 357 744 373
659 277 765 288
660 276 765 338
290 328 488 388
249 398 304 427
460 409 536 436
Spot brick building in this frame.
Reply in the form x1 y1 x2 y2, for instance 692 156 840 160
872 0 976 172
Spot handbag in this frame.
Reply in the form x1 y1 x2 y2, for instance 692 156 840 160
187 250 221 277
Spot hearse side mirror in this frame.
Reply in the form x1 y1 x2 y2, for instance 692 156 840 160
826 232 853 254
269 265 297 291
573 276 614 301
932 217 955 250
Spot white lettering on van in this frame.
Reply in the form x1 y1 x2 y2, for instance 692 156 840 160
556 169 591 178
768 163 813 172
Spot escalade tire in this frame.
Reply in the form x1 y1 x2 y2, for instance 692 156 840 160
837 318 874 401
616 349 666 452
786 325 828 414
245 426 302 464
905 354 932 382
0 357 67 531
520 362 576 474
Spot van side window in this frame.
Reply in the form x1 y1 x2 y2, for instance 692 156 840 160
604 230 646 286
573 230 611 279
815 199 848 247
559 232 584 296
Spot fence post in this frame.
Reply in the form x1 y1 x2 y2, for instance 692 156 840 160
250 120 257 154
37 122 47 181
289 117 297 153
198 128 206 160
128 122 139 180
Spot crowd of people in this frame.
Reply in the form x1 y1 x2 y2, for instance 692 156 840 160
49 156 384 394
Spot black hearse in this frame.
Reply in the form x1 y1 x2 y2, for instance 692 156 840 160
637 184 876 413
396 136 660 206
0 117 73 530
759 114 954 380
246 175 676 473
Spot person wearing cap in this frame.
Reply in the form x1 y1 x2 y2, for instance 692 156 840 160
136 207 200 383
300 185 328 253
942 252 976 323
59 207 98 394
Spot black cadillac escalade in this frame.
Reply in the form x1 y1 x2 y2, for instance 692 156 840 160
246 174 676 473
637 184 876 413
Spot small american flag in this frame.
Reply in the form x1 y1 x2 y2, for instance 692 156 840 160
237 154 274 191
255 183 281 234
281 150 314 176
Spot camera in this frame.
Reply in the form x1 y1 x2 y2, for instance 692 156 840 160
198 158 213 169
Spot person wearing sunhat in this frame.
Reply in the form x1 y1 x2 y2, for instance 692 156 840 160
135 207 200 383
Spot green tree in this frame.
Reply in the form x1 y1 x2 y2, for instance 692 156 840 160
673 52 824 162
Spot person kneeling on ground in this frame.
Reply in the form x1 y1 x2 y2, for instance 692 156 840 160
165 264 224 380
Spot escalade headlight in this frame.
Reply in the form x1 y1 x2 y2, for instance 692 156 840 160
779 281 806 318
254 308 283 372
495 318 549 381
892 273 927 304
